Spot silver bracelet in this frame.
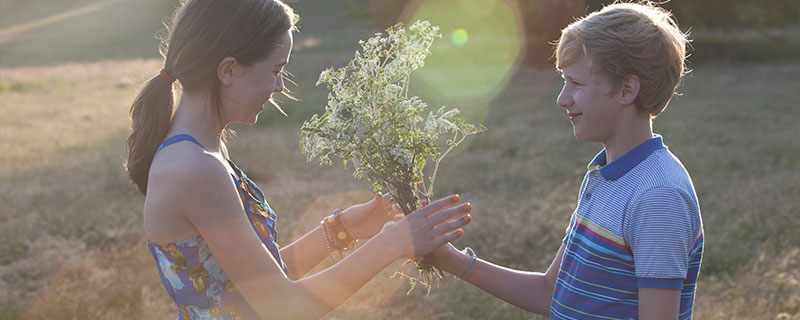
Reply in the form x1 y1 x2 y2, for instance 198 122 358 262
456 247 477 280
462 252 478 281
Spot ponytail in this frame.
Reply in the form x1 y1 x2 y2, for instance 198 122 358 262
125 72 175 195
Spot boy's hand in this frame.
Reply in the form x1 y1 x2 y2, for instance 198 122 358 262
430 242 467 275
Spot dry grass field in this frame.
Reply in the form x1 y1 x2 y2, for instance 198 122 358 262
1 0 799 319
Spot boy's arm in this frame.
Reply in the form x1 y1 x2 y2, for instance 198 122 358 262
639 287 681 319
434 243 565 315
626 187 701 319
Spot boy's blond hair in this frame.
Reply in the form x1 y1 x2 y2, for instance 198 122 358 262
555 1 689 117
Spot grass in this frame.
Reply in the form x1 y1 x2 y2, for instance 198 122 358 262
1 1 799 319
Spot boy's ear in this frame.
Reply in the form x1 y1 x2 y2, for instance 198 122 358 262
217 56 238 87
620 74 640 106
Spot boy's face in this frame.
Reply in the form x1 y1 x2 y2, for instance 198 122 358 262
557 56 623 143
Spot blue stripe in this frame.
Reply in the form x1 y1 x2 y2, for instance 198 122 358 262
157 134 206 153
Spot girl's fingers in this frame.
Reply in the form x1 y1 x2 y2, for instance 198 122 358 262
432 213 471 236
414 194 460 218
428 203 471 226
433 229 465 248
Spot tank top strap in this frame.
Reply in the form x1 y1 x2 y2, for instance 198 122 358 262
156 134 207 153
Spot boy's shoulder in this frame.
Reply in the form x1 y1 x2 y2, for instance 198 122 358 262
598 136 694 192
612 141 699 210
634 146 694 189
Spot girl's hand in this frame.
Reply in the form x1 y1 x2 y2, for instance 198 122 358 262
379 194 472 260
341 193 402 240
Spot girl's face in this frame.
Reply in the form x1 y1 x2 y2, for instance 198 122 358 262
222 30 293 125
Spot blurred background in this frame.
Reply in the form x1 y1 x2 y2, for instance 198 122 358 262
0 0 798 319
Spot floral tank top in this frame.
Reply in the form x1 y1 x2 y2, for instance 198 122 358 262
146 134 287 319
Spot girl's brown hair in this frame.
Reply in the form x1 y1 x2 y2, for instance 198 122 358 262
126 0 298 194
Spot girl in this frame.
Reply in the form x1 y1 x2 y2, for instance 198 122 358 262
125 0 472 318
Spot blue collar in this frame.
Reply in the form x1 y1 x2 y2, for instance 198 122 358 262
588 135 665 181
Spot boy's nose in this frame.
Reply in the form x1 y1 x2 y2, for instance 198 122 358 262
557 87 572 108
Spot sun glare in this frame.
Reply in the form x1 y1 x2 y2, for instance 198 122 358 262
402 0 524 124
451 28 468 47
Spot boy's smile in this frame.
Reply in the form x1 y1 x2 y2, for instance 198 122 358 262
568 112 583 121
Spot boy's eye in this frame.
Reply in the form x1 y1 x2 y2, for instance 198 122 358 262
562 77 581 86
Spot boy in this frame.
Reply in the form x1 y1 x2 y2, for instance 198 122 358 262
432 2 703 319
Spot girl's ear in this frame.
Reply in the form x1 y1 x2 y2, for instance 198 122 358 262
620 74 640 106
217 56 238 87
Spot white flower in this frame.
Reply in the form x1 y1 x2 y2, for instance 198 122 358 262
317 68 331 86
301 20 484 207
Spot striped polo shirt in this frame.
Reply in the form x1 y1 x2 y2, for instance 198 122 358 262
551 135 703 319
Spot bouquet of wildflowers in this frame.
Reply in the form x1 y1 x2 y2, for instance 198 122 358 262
300 20 485 289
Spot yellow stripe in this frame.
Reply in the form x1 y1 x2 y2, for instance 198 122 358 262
573 242 634 268
559 269 638 294
552 295 623 320
575 215 626 247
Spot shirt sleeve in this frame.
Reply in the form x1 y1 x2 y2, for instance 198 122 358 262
623 187 700 289
562 210 577 244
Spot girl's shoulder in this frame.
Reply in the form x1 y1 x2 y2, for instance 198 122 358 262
149 144 233 198
145 142 245 237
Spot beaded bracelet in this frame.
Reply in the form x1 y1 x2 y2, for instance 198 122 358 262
321 208 356 258
456 247 477 280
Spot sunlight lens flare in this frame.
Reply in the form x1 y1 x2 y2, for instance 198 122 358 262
407 0 523 109
451 28 468 47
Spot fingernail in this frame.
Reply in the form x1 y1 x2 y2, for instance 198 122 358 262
464 214 472 223
464 203 472 212
457 229 464 236
453 194 460 202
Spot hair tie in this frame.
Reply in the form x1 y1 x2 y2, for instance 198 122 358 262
160 69 177 83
